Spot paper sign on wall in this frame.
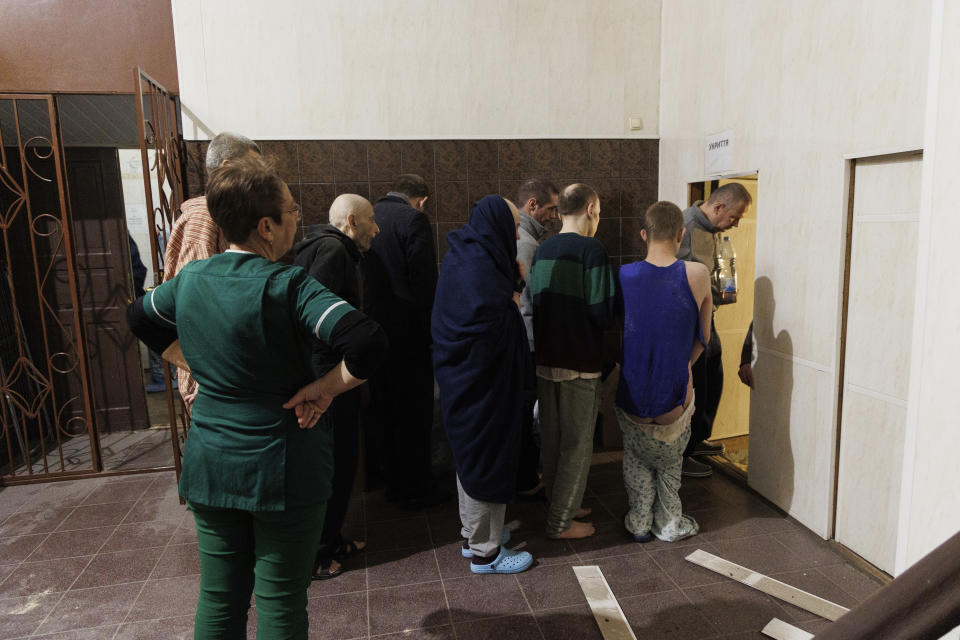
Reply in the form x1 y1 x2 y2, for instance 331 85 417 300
705 130 734 175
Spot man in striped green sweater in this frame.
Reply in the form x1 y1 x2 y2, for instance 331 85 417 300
530 183 616 539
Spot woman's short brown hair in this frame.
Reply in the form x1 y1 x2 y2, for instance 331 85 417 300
206 155 285 243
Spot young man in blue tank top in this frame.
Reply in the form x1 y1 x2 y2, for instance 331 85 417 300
615 201 713 542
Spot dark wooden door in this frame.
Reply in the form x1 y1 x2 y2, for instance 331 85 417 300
61 148 148 432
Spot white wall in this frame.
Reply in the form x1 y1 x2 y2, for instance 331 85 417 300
896 0 960 588
171 0 661 140
118 149 157 286
658 0 931 538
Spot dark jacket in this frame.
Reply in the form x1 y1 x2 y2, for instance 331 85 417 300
294 224 363 375
363 194 437 346
129 235 148 298
294 224 363 307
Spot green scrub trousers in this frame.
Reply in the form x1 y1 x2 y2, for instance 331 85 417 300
189 501 326 640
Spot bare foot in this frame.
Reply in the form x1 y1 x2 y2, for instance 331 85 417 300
329 559 342 574
552 520 595 539
575 507 592 519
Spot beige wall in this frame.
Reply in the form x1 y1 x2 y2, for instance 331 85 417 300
659 0 931 538
170 0 661 139
896 0 960 587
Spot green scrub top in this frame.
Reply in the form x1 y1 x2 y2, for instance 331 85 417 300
144 250 355 511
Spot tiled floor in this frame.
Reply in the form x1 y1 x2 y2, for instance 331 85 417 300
8 430 174 477
0 462 884 639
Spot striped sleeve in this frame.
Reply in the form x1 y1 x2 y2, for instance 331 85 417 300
163 200 226 282
294 272 358 343
584 242 616 329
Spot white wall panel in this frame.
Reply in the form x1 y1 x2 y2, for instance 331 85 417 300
748 351 836 537
659 0 931 535
897 0 960 593
843 217 919 401
171 0 662 139
836 389 906 573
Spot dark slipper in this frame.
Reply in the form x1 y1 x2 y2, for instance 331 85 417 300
334 540 366 562
312 563 345 581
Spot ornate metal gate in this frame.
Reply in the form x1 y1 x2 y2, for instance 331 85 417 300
134 67 189 480
0 94 101 482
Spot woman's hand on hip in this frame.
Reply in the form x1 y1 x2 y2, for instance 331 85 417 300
283 381 335 429
292 399 326 429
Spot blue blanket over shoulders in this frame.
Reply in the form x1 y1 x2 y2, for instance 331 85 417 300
431 195 528 503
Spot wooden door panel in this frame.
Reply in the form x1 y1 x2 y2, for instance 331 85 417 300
61 148 148 433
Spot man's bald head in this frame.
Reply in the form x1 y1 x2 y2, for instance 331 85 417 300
329 194 370 228
329 193 379 251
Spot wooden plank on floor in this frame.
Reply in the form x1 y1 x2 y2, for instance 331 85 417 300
685 549 849 621
573 565 638 640
761 618 815 640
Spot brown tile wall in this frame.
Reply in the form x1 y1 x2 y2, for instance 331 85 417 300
183 138 657 372
183 138 659 267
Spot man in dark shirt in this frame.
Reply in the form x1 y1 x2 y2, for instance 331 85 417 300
363 174 443 509
294 193 379 578
530 183 616 539
676 182 752 477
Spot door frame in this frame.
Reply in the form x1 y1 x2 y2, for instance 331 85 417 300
686 169 759 479
831 148 923 560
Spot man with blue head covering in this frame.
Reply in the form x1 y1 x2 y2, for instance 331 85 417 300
432 194 535 574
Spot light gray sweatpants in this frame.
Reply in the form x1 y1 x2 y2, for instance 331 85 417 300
457 476 506 558
617 397 700 542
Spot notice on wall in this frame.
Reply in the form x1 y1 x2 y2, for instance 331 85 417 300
704 130 734 175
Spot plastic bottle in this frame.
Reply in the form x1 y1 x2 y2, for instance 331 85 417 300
716 236 738 304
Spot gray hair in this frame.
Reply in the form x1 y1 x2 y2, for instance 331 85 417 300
706 182 752 208
205 132 261 171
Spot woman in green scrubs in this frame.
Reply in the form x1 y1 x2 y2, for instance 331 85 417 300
128 156 387 640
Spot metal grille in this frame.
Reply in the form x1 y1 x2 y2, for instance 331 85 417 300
134 68 189 480
0 95 100 481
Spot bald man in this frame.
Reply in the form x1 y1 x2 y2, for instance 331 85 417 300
294 193 380 579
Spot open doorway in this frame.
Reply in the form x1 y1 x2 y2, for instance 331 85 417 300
118 147 178 435
687 174 758 475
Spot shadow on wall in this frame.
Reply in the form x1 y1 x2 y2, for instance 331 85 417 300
750 276 794 510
